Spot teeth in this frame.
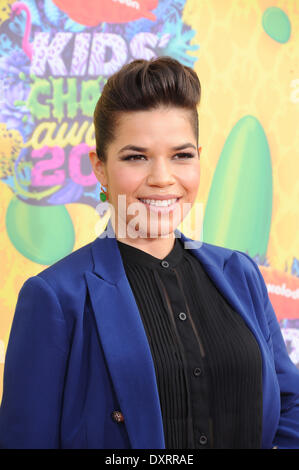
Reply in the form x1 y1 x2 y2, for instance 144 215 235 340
140 198 177 206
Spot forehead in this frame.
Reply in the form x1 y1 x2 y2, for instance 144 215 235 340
111 107 195 148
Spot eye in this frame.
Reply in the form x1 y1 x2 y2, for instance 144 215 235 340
173 153 195 159
121 155 146 161
121 153 195 162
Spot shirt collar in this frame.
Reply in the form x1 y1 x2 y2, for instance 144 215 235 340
116 236 185 269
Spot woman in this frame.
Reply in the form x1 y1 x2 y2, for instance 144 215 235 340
0 56 298 449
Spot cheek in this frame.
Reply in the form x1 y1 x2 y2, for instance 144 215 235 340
179 166 200 192
110 168 142 196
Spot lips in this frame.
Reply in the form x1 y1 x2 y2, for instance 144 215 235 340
137 194 182 200
137 197 180 214
138 197 179 205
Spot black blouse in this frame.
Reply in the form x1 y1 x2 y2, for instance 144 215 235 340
116 236 263 449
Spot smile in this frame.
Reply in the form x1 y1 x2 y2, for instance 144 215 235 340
138 198 180 213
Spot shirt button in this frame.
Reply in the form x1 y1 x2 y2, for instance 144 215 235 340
199 434 208 445
193 367 202 377
161 260 169 268
178 312 187 321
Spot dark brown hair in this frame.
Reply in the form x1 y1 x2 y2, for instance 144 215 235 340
93 56 201 162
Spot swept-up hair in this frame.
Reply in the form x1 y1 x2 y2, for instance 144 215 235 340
93 56 201 162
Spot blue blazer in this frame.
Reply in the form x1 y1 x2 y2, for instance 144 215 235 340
0 219 299 449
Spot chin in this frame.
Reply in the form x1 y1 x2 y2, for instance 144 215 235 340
137 221 179 239
124 207 182 238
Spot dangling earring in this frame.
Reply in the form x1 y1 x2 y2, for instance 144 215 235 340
100 187 108 202
98 186 109 218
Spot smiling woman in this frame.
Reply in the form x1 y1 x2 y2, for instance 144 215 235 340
1 57 299 450
89 106 201 257
88 56 202 258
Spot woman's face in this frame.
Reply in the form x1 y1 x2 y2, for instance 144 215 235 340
89 106 201 241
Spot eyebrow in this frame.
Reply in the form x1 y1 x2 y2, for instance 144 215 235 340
117 143 197 154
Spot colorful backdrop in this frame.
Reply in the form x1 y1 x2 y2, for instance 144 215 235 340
0 0 299 399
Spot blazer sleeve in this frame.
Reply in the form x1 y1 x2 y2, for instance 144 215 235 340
0 275 69 449
240 252 299 449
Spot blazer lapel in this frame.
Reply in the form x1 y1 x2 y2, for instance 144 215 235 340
84 219 165 449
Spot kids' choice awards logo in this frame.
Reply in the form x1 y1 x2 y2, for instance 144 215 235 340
0 0 199 265
2 0 193 210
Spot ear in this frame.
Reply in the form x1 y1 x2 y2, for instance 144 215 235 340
89 149 108 187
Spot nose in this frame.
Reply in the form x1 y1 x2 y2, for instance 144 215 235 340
146 156 176 187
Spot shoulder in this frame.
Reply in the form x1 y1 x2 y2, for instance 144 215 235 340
204 240 263 272
189 238 260 273
190 239 267 300
197 240 237 262
34 238 96 298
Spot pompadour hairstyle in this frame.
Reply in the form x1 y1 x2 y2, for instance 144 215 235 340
93 56 201 162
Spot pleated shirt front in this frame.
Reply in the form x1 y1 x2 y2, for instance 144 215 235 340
116 236 263 449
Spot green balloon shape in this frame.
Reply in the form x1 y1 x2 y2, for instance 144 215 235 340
6 197 75 265
262 7 291 43
202 115 273 258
